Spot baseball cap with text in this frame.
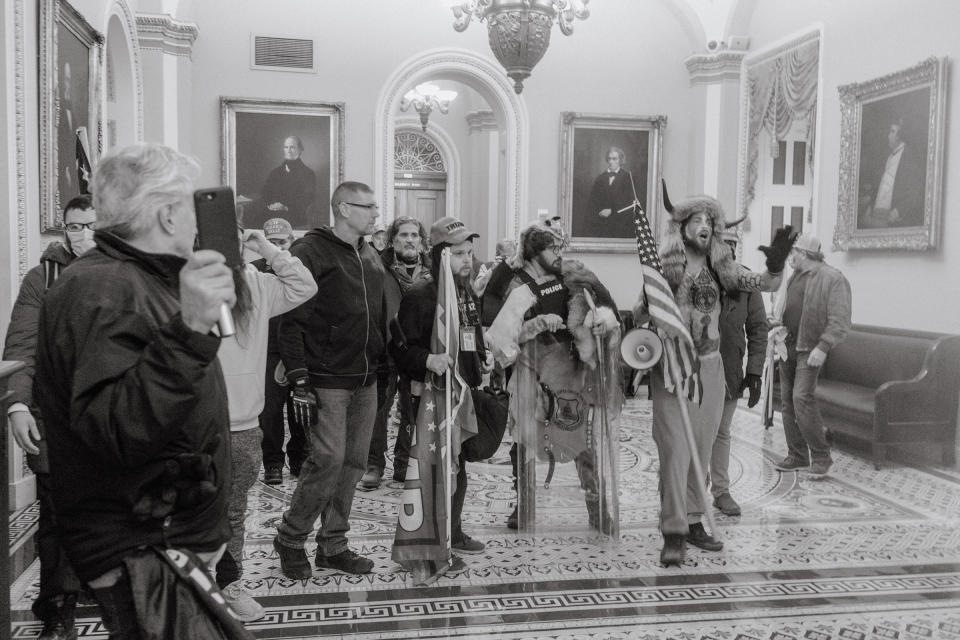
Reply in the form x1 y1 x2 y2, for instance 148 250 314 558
429 216 479 247
263 217 293 240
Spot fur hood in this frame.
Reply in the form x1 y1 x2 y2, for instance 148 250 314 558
658 187 741 294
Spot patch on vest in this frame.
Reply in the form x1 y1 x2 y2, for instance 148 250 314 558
549 389 586 431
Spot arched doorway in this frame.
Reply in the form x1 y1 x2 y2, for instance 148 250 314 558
375 48 529 241
394 129 448 227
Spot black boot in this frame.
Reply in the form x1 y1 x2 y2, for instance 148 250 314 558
660 534 686 567
38 594 78 640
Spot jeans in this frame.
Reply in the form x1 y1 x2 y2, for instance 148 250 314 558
779 350 831 464
215 428 263 588
260 351 306 470
277 383 377 556
709 398 739 498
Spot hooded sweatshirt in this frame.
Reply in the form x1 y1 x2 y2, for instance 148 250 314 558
278 227 387 388
216 251 316 431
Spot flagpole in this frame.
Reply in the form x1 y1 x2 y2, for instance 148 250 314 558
442 248 453 561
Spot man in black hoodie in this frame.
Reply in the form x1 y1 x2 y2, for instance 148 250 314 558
274 181 387 577
3 195 94 639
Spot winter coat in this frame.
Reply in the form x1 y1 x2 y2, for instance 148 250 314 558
34 232 231 582
2 242 75 472
719 287 767 400
788 261 852 354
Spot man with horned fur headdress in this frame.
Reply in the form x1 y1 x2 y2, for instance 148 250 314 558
635 183 796 566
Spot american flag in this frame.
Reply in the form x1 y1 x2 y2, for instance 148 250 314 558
391 248 477 584
626 200 701 402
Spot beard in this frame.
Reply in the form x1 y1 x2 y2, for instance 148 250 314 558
396 246 420 264
537 252 563 276
683 230 711 256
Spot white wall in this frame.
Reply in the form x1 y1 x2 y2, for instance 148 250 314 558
183 0 700 309
745 0 960 333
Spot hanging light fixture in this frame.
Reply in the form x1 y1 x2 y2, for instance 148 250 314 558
399 83 458 132
452 0 590 94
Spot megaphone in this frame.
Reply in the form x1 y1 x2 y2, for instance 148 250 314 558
620 327 663 371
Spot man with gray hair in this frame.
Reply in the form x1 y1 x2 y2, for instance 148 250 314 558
34 143 247 637
772 233 852 478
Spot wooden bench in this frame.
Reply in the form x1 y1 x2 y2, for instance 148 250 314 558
816 324 960 469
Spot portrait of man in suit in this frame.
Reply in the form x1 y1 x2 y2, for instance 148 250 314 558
569 125 651 244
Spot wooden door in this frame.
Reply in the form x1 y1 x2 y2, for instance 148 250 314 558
394 188 446 226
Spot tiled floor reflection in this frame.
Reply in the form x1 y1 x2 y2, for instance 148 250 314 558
10 399 960 639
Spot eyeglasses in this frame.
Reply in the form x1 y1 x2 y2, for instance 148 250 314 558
547 244 564 255
343 202 379 210
64 222 97 232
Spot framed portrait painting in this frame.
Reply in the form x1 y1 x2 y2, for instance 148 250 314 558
559 113 665 252
221 98 344 232
834 57 947 250
39 0 103 231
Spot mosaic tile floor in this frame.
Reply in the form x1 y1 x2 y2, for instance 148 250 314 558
10 399 960 639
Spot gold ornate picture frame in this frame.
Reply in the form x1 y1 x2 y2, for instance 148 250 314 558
39 0 103 231
559 113 665 253
221 98 344 231
834 57 948 251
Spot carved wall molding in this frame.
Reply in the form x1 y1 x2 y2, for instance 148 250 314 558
14 0 27 279
135 12 199 58
686 49 748 85
109 0 144 141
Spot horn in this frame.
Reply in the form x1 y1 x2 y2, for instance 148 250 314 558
620 327 663 371
661 179 674 214
725 213 748 229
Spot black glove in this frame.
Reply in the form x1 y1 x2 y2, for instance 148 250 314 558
739 373 762 408
757 225 798 274
291 377 319 428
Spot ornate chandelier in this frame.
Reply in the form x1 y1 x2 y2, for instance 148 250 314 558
452 0 590 94
399 83 458 132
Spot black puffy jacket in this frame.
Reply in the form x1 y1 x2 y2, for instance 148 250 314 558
34 232 231 582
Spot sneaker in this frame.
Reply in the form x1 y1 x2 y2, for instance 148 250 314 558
506 505 518 530
315 548 374 574
805 460 832 478
273 537 313 580
222 581 266 623
452 534 485 554
774 455 810 471
713 492 741 516
263 466 282 485
356 466 382 491
660 534 686 567
686 522 723 551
